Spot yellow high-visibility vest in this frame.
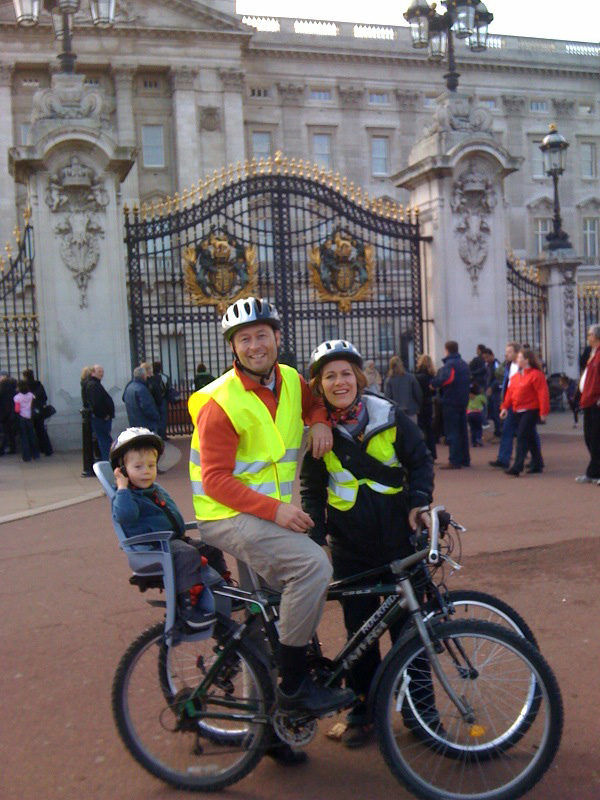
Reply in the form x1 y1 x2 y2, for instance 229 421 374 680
188 365 303 520
323 427 404 512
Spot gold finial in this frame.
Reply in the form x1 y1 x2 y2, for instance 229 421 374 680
282 155 289 175
173 192 180 210
349 181 355 201
362 190 369 208
226 164 235 184
250 157 258 176
334 172 341 192
123 203 130 217
398 203 404 221
23 205 32 224
5 242 13 259
414 205 420 217
13 226 21 244
297 158 305 177
258 157 266 174
140 202 148 220
290 158 297 176
274 150 282 166
219 166 226 187
235 161 243 181
265 155 273 175
132 203 140 218
341 176 348 196
0 255 5 271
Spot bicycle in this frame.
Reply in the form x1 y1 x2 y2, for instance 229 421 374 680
112 506 563 799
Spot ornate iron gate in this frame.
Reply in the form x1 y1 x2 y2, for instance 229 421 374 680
1 211 38 376
578 283 600 356
124 155 425 434
506 256 548 362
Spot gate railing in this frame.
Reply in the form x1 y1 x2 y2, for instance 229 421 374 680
578 283 600 355
124 153 425 436
0 211 38 377
506 255 548 364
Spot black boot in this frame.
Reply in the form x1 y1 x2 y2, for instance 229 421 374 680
277 644 355 716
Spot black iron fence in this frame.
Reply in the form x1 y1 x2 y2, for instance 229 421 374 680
578 283 600 355
506 257 548 363
0 216 38 377
124 155 425 435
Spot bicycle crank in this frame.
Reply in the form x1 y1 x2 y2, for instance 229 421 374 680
272 710 318 746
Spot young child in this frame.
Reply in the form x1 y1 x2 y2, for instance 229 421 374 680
110 427 228 630
13 379 40 462
558 373 579 427
466 382 487 447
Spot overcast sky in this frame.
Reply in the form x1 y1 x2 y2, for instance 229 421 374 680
236 0 597 44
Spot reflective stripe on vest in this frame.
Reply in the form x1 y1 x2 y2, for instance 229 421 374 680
324 427 404 511
188 365 303 520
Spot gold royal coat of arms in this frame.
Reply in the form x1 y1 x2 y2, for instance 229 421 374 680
309 227 374 312
183 226 258 313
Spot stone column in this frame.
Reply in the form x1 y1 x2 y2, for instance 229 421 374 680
219 69 246 166
171 66 200 192
277 82 305 160
9 72 136 448
112 66 139 205
0 64 17 246
395 91 522 363
537 254 581 375
337 84 364 177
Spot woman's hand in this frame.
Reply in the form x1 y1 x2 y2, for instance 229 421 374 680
114 467 129 490
499 408 508 420
307 422 333 458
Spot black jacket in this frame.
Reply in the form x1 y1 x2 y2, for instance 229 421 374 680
300 394 433 563
85 376 115 419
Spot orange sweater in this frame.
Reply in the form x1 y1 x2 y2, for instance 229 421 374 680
195 363 329 521
501 368 550 418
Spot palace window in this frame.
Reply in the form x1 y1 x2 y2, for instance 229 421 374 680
530 100 548 113
583 218 598 260
581 142 597 178
312 133 332 169
250 87 270 98
371 136 390 176
369 91 390 105
531 140 545 178
251 131 272 160
310 88 332 101
141 125 165 168
534 218 551 255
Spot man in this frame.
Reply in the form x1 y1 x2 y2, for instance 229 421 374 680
431 340 470 469
188 297 354 731
469 344 488 388
122 366 160 432
489 342 520 469
575 324 600 484
85 364 115 461
146 361 172 439
483 348 502 437
0 371 17 456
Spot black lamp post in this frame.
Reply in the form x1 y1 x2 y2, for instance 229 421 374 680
540 124 572 251
404 0 494 92
12 1 115 74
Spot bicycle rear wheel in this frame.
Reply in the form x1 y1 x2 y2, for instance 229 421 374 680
375 620 563 800
113 622 273 792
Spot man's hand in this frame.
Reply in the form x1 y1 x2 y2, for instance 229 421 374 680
499 409 508 420
275 502 315 532
408 506 427 530
307 422 333 458
114 467 129 490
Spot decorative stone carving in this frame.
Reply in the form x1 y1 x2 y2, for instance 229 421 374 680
526 195 554 213
32 73 107 124
45 156 109 308
560 265 577 366
171 66 198 92
501 95 526 115
576 196 600 212
424 93 493 137
277 82 305 105
338 84 364 107
450 161 497 294
395 91 419 112
552 98 575 117
219 69 245 92
112 66 136 92
199 106 220 132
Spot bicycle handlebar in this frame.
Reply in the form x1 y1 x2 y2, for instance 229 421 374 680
416 505 466 565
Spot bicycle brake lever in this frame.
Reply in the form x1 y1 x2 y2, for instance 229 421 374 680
441 554 462 571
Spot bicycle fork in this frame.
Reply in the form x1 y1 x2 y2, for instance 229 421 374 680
399 576 476 724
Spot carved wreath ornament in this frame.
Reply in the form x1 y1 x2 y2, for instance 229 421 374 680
183 226 258 313
309 227 374 312
45 156 109 308
450 162 497 295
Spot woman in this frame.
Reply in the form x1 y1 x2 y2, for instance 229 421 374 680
22 369 53 456
383 355 422 423
363 359 382 393
300 339 434 747
415 354 437 460
500 348 550 476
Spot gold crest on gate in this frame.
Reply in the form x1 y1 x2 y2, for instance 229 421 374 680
309 227 374 312
183 226 258 313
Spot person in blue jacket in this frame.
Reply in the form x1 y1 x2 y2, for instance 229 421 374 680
122 366 160 432
431 341 471 469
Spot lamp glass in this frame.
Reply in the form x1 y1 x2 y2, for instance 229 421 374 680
57 0 80 12
428 29 448 60
410 15 430 48
89 0 115 27
469 23 487 51
453 4 475 38
13 0 41 25
50 7 64 38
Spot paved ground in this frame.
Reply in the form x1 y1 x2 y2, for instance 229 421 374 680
1 412 599 800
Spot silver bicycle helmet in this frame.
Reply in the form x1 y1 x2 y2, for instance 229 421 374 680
109 427 164 469
221 297 281 342
309 339 363 378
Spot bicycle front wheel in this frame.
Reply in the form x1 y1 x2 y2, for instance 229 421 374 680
113 622 274 792
374 620 563 800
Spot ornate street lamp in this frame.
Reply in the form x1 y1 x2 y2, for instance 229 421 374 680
404 0 494 92
12 0 115 73
540 124 572 251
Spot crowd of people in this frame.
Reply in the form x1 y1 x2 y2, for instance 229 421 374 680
0 368 54 461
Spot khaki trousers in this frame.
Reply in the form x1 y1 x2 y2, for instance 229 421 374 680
198 513 332 647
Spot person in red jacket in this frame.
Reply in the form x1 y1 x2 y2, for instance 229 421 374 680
500 348 550 476
575 324 600 484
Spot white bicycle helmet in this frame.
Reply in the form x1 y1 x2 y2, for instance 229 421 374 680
309 339 363 378
221 297 281 342
109 427 164 469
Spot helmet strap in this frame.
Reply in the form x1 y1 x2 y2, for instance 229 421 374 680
232 349 277 386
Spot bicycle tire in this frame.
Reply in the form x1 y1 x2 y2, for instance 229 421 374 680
374 619 563 800
422 589 538 648
113 622 274 792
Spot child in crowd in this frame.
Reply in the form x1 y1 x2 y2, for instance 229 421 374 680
110 427 229 630
559 374 579 427
466 382 487 447
13 380 40 462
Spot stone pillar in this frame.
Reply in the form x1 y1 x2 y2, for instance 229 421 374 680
395 91 522 363
0 64 17 247
9 72 135 449
537 254 581 375
219 69 246 166
171 66 199 192
277 82 305 159
337 85 364 177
